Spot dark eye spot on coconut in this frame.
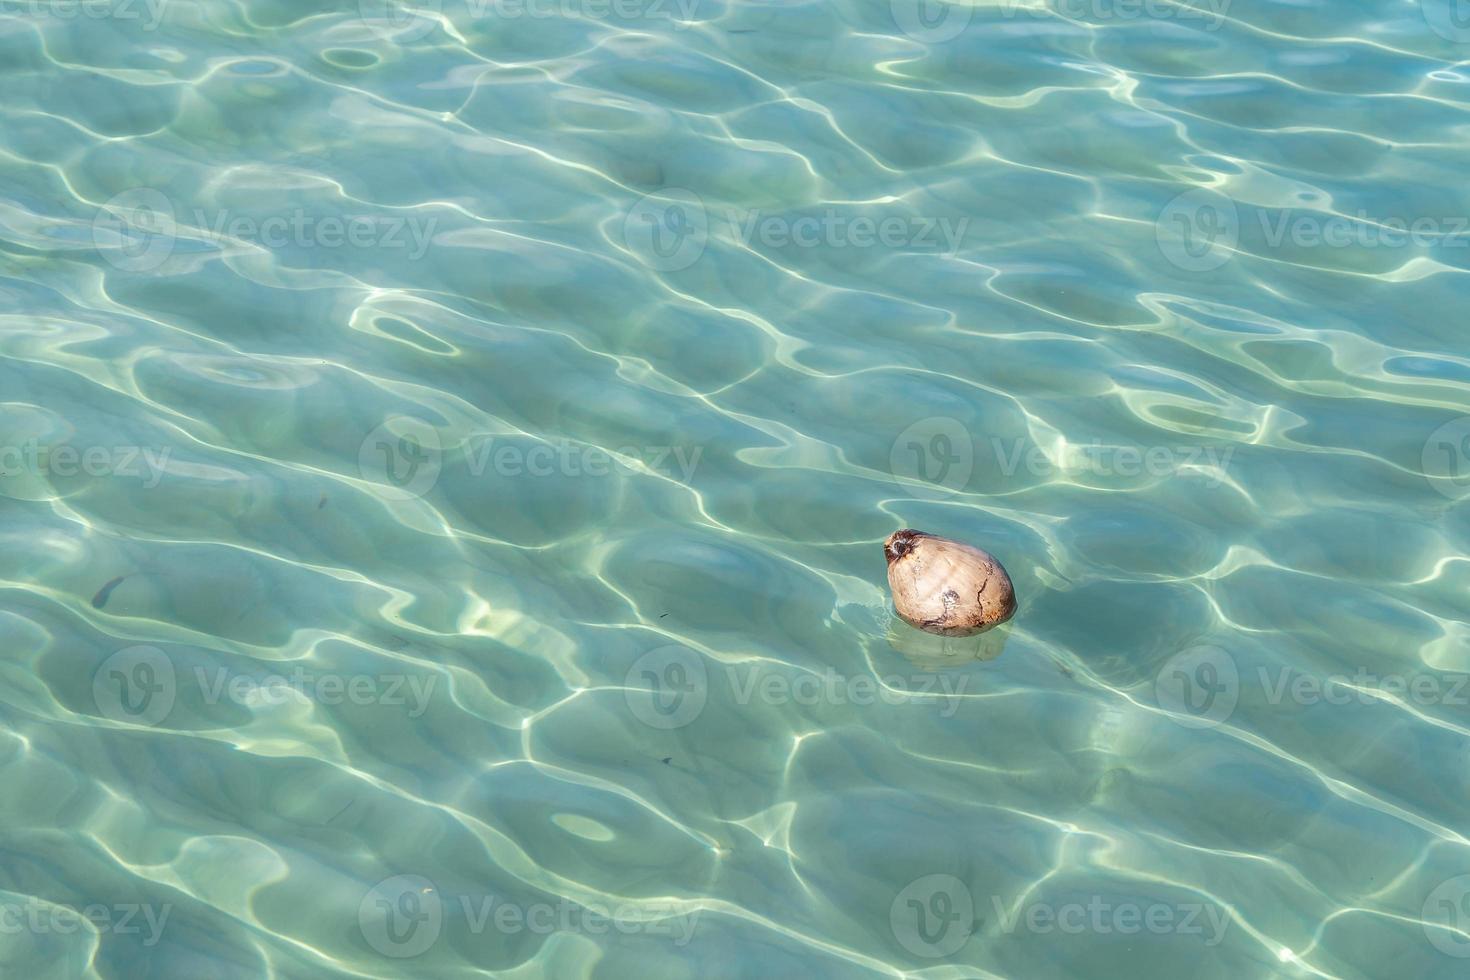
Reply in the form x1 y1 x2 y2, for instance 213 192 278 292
92 576 127 610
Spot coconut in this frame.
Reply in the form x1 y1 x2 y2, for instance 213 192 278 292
884 529 1016 636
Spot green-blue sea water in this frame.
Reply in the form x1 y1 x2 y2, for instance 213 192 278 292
3 1 1470 977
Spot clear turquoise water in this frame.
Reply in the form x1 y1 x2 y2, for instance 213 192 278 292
4 1 1470 977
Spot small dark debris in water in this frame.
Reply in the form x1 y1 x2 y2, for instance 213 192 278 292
661 757 672 765
92 576 127 609
1055 661 1073 678
659 613 669 619
325 800 355 825
382 635 409 650
318 494 328 509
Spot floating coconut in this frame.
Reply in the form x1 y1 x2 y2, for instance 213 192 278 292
885 529 1016 637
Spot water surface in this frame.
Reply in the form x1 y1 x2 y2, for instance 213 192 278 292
3 1 1470 977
